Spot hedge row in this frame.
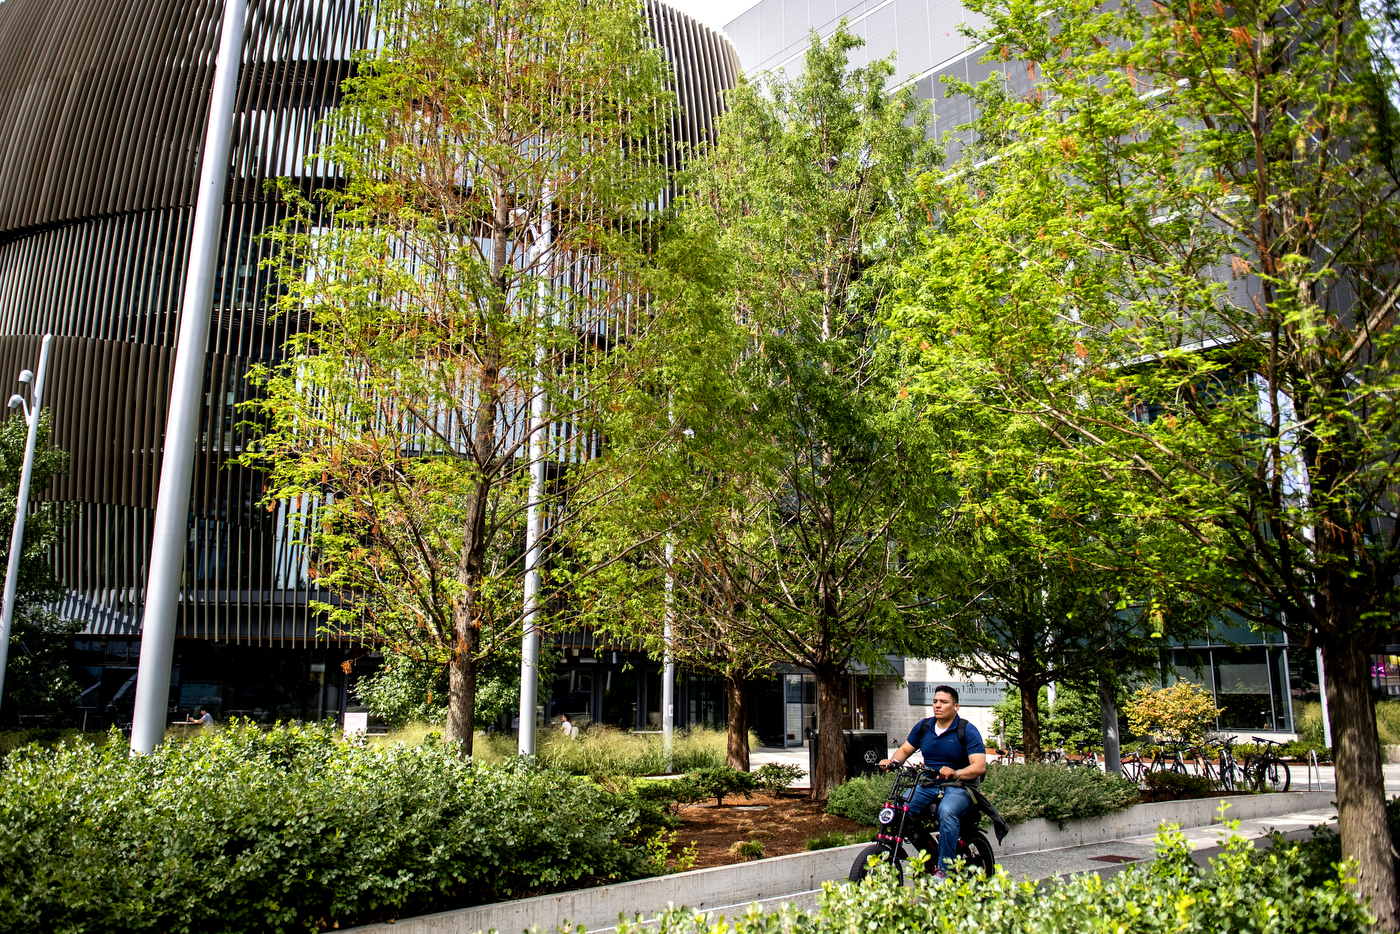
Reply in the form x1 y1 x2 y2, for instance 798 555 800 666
0 723 647 933
623 826 1368 934
826 762 1140 827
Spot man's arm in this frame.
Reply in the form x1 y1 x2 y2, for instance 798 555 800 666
879 741 917 768
935 752 987 781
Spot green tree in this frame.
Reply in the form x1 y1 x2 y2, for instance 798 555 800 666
898 0 1400 919
921 416 1210 762
667 26 944 800
0 413 78 723
243 0 674 754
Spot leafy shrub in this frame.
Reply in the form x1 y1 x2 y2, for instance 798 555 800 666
0 722 647 933
729 839 764 860
473 725 729 775
687 765 758 805
1141 770 1218 801
805 830 874 850
826 765 1138 828
0 728 106 762
755 762 805 794
625 825 1368 934
1377 700 1400 746
1126 681 1223 743
1285 794 1400 884
981 763 1139 827
640 830 698 875
1297 700 1327 747
1233 740 1331 762
633 776 705 811
825 772 898 825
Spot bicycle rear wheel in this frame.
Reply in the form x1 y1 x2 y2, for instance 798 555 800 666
1120 756 1144 782
959 830 995 875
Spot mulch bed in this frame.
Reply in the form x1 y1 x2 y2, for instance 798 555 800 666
672 791 869 870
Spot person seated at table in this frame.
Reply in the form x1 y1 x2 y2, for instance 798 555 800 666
186 706 214 729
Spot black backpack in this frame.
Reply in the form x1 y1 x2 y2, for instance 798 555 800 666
912 716 981 786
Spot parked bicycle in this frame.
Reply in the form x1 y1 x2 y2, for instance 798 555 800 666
1242 736 1291 792
1065 745 1100 770
849 764 1009 883
993 745 1021 765
1119 748 1146 782
1195 736 1242 791
1145 739 1191 775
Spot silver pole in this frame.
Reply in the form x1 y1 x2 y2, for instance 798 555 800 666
130 0 246 754
1317 646 1333 748
0 334 51 714
662 538 674 771
517 377 547 756
517 191 552 757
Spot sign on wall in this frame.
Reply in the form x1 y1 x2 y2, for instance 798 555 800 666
907 680 1008 707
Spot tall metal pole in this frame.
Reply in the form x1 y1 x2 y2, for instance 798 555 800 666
517 377 547 756
662 538 675 771
130 0 246 754
517 191 552 757
0 334 51 714
1317 646 1334 748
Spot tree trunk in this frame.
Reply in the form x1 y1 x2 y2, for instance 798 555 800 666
1099 673 1122 776
445 639 477 756
811 667 847 801
1020 677 1043 764
1321 631 1398 930
726 670 750 771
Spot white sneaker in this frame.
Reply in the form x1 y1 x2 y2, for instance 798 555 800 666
932 870 948 884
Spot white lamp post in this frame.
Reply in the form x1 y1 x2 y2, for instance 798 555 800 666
0 333 52 716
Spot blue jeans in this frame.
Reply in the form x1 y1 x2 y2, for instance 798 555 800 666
904 784 971 872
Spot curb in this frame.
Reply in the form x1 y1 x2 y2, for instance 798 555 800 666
346 789 1334 934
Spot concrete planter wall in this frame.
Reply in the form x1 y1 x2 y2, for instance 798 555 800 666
348 789 1334 934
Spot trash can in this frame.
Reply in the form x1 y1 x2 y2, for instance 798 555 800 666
807 730 890 780
845 730 888 778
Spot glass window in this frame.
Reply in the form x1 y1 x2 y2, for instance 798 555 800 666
1214 647 1273 730
1170 648 1214 691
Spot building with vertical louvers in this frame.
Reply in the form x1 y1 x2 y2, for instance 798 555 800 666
0 0 739 728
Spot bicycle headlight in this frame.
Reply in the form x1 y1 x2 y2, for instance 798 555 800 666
878 807 896 825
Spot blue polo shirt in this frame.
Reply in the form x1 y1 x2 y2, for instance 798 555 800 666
908 716 985 772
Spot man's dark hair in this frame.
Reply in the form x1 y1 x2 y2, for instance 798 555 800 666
933 685 960 703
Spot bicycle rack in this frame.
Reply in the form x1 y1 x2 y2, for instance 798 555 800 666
1305 749 1322 791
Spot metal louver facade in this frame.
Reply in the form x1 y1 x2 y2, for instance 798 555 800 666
0 0 739 647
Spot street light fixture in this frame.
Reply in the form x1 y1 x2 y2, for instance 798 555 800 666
0 334 52 716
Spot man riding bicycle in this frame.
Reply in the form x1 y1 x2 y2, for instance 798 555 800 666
878 684 988 882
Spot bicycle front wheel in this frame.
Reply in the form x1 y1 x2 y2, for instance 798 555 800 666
1120 757 1144 783
1261 759 1291 792
849 843 907 884
1218 757 1237 791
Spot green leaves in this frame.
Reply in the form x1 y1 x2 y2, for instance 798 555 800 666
622 825 1368 934
899 0 1400 640
0 723 647 932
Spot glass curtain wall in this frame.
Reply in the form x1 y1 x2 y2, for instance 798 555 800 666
1168 643 1301 733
